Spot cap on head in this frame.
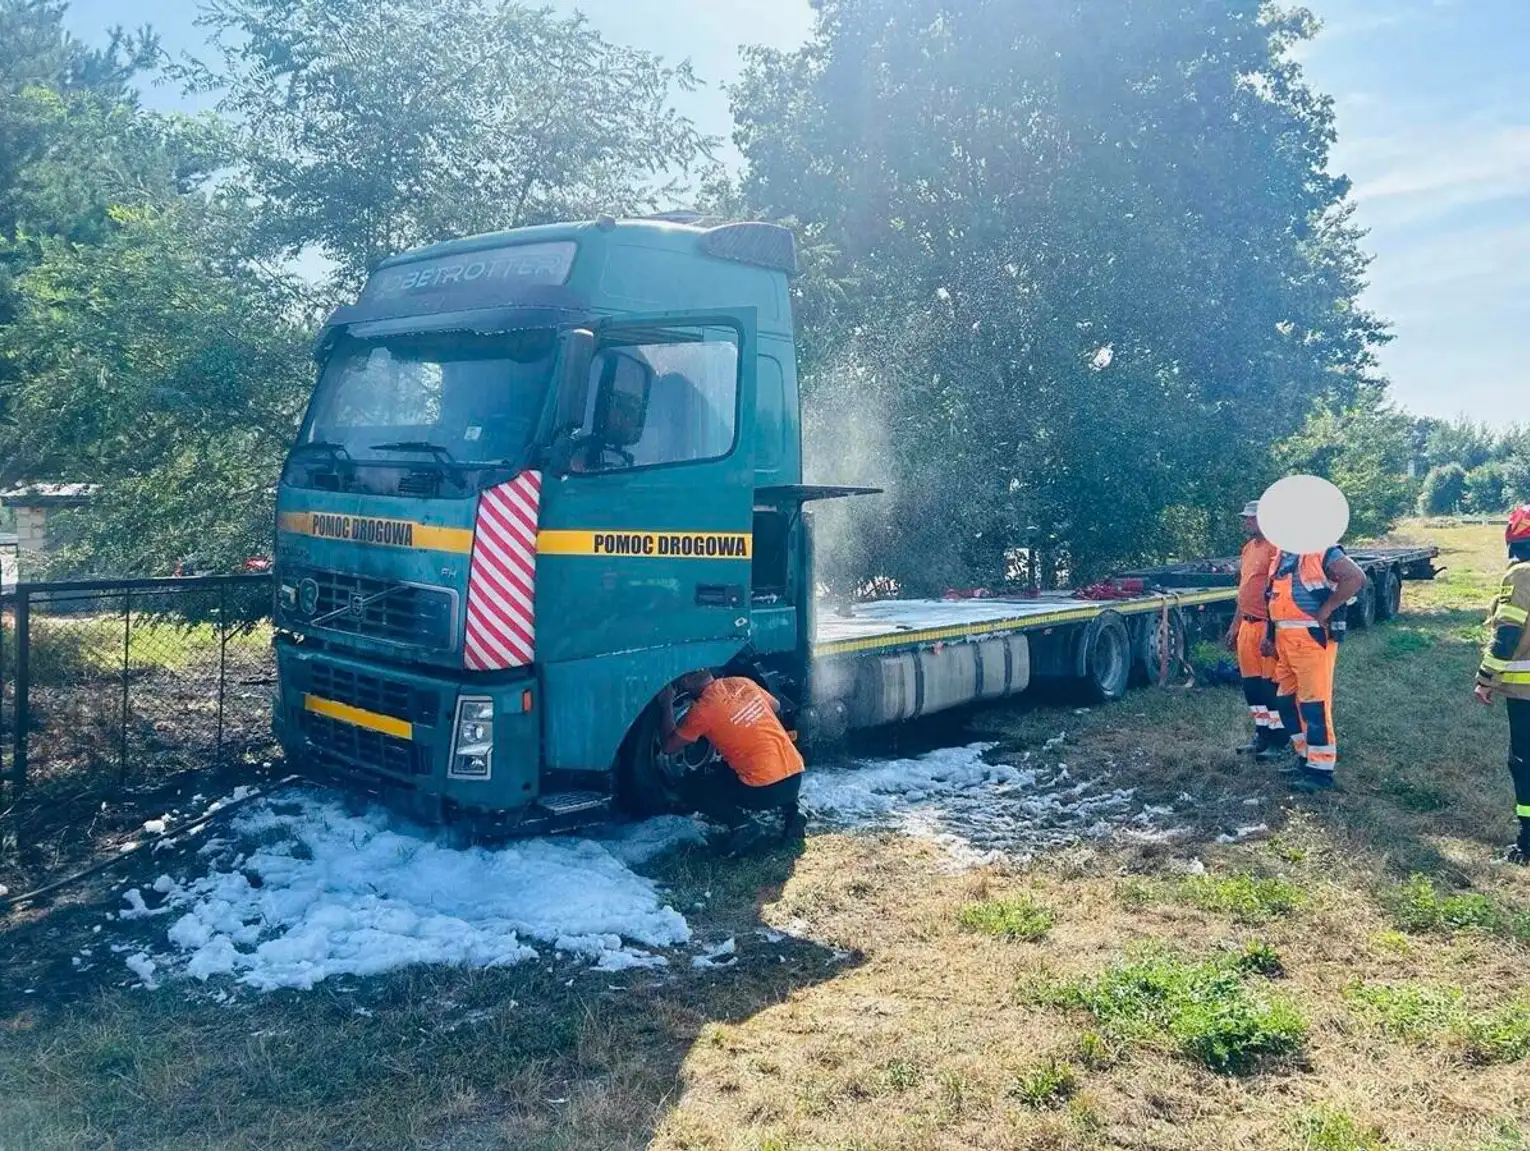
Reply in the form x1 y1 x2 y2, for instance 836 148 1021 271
1240 501 1260 519
1509 505 1530 546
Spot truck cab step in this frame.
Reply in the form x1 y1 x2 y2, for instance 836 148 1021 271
537 791 610 817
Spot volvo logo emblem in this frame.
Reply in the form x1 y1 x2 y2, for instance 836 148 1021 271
298 578 320 615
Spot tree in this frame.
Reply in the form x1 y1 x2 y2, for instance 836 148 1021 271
732 0 1390 588
1276 390 1414 540
1464 462 1510 515
1416 416 1495 472
1417 464 1468 517
1 198 315 574
189 0 714 289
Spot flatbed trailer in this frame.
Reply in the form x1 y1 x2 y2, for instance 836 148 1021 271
800 544 1441 740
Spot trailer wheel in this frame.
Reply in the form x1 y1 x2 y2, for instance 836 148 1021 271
1132 606 1186 686
1349 578 1378 630
1376 567 1402 620
1078 611 1132 702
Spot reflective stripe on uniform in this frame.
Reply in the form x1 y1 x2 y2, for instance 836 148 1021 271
1499 604 1529 625
1307 744 1337 766
1501 671 1530 685
1482 655 1510 672
1518 804 1530 819
1275 619 1320 629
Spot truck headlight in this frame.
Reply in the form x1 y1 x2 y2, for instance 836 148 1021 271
450 697 494 779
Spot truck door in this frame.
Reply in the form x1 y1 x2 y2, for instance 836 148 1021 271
535 310 758 664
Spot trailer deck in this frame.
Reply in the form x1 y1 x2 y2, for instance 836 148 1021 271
813 544 1441 660
813 588 1235 658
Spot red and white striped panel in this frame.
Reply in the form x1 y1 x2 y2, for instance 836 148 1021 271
464 471 542 670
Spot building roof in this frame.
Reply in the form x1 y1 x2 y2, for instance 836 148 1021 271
0 482 99 508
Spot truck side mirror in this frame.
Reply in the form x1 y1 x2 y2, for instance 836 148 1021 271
553 327 596 434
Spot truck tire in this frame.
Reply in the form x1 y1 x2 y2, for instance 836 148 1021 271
617 698 720 818
1132 606 1186 686
1078 610 1132 703
1349 577 1377 630
1376 567 1402 621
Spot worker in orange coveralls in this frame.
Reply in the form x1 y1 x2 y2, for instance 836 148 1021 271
1224 500 1288 760
1263 544 1368 791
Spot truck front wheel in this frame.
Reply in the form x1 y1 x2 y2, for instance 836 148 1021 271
617 698 720 818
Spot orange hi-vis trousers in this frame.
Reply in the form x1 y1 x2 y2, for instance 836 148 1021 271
1236 619 1286 746
1273 625 1340 772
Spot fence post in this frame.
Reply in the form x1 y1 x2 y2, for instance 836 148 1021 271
216 582 227 765
120 588 131 783
14 589 28 790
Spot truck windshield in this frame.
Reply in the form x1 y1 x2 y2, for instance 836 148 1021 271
300 329 556 467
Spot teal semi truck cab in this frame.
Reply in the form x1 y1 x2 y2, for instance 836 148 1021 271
273 216 837 828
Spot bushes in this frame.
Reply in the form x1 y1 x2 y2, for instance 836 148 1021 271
1418 464 1468 516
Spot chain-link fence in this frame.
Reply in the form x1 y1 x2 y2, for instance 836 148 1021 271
1 576 274 796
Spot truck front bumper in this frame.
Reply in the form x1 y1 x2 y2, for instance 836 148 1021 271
273 636 542 822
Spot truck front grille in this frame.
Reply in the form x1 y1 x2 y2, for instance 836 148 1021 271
300 712 429 778
297 661 440 781
289 568 457 649
308 662 440 724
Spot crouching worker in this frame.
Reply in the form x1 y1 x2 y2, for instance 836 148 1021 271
661 670 807 847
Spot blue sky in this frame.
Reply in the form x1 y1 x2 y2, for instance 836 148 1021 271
65 0 1528 428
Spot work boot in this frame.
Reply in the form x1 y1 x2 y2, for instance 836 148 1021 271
1234 738 1260 756
1255 742 1292 763
1500 843 1530 866
1291 768 1336 793
780 804 808 843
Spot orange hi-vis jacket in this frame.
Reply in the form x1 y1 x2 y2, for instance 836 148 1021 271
1268 547 1347 635
676 678 805 787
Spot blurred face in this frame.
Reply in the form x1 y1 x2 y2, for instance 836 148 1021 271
1242 515 1261 538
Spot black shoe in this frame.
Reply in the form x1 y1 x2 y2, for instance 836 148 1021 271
1255 743 1291 763
1235 739 1260 756
781 808 808 842
1291 768 1336 793
1501 844 1530 866
1275 754 1306 774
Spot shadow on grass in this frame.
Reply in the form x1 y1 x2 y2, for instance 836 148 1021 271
1 826 856 1150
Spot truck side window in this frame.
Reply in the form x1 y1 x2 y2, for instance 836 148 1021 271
576 328 739 471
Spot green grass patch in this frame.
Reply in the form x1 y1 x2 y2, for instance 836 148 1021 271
1116 873 1304 924
1378 775 1450 813
1025 945 1305 1074
1456 998 1530 1065
1073 1030 1117 1070
1387 875 1530 941
1383 628 1436 657
958 895 1055 942
1344 980 1466 1042
1177 874 1305 923
1009 1057 1078 1109
1290 1105 1387 1151
1344 981 1530 1065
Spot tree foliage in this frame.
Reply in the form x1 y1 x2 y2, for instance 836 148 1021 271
732 0 1389 588
1417 464 1468 517
189 0 714 289
1276 390 1413 540
2 199 315 572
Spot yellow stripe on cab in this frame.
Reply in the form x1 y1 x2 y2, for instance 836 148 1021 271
278 510 473 555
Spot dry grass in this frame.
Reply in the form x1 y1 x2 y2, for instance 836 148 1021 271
5 523 1530 1150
